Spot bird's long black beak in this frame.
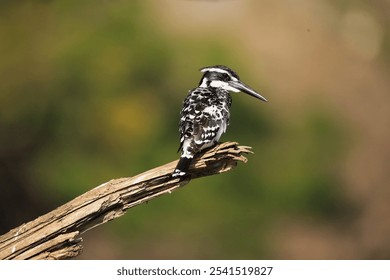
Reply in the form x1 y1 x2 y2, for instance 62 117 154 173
229 80 267 102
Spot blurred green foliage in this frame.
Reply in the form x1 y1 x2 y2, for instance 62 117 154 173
0 1 351 259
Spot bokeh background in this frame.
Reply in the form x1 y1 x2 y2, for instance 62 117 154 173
1 0 390 259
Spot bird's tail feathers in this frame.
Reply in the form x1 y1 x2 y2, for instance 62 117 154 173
172 156 192 177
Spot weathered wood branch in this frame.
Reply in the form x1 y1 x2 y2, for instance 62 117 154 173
0 142 252 260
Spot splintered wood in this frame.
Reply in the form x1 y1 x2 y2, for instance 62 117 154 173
0 142 252 260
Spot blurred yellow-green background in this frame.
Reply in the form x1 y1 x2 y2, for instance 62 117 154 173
1 0 390 259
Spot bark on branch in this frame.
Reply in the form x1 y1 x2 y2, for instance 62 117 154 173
0 142 252 260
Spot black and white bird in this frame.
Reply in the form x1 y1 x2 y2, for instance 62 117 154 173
172 65 267 178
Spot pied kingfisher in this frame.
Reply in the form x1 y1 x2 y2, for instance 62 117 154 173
172 65 267 178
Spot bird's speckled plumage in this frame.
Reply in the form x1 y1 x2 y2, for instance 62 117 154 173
178 86 232 156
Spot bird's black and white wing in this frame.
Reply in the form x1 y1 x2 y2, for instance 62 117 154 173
173 88 230 177
178 87 230 156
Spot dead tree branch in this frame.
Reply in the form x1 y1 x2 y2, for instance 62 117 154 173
0 142 252 260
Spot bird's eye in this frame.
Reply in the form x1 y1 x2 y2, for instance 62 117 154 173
222 73 230 81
